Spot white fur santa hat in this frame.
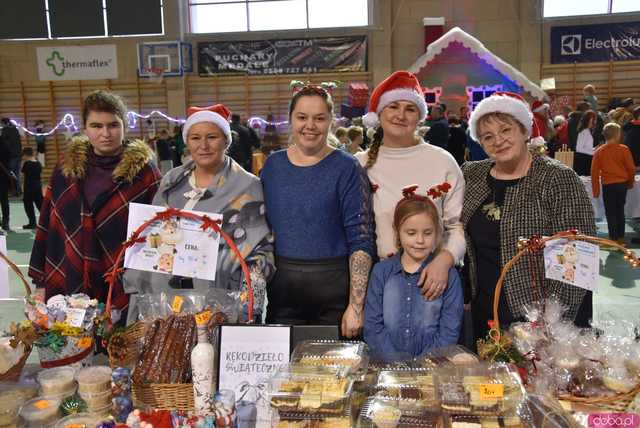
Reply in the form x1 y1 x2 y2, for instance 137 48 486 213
362 70 428 128
182 104 232 143
468 92 537 141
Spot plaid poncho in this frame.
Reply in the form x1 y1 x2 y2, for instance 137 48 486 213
28 136 161 309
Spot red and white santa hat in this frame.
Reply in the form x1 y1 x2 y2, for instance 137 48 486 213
182 104 232 143
468 92 535 141
362 70 428 128
531 99 550 114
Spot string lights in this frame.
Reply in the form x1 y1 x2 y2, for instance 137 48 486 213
8 110 352 136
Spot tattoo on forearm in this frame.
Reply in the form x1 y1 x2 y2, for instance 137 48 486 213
349 250 372 315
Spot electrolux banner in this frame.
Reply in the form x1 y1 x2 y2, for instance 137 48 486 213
198 36 367 76
37 45 118 81
551 22 640 64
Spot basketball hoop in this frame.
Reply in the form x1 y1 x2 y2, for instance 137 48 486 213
147 67 165 84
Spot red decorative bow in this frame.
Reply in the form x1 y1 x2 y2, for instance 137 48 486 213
426 182 452 199
187 104 231 121
402 185 419 198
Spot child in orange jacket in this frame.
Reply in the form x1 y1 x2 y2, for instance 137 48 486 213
591 122 636 243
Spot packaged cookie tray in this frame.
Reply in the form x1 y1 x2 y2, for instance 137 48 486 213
290 340 370 378
435 363 525 417
443 412 531 428
420 345 480 368
357 396 441 427
267 364 355 419
372 368 439 410
273 416 352 427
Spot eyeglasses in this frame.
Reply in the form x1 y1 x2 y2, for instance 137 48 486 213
478 126 517 146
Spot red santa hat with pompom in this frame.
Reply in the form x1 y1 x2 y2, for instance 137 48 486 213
362 71 428 128
182 104 232 143
469 92 545 145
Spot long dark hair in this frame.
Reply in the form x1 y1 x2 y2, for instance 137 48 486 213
578 110 597 133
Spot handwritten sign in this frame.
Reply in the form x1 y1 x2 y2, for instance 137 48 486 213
479 384 504 400
124 203 222 281
544 238 599 292
218 325 291 424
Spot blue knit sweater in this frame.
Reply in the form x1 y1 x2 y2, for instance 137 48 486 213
261 149 376 260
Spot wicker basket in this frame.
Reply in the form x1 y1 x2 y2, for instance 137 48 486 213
104 208 254 412
492 231 640 411
0 250 32 381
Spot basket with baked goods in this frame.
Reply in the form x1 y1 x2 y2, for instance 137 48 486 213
267 364 354 421
420 345 480 368
290 340 370 380
102 208 255 412
476 231 640 411
435 363 525 417
372 368 439 411
356 396 442 427
0 250 35 381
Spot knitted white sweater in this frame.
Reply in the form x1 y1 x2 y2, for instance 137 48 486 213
356 142 466 262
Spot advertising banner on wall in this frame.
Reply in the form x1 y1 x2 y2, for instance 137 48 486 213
198 36 367 76
551 21 640 64
37 45 118 81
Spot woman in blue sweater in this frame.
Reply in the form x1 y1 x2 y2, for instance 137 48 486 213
364 185 463 361
260 85 376 338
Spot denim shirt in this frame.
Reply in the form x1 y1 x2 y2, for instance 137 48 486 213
364 253 464 361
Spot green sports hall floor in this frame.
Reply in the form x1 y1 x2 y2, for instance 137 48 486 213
1 198 639 334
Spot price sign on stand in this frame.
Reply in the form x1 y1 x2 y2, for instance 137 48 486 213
218 325 292 426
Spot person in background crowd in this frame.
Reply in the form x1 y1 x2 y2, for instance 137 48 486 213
334 127 350 149
1 118 22 196
583 84 599 112
623 106 640 169
29 90 161 314
550 115 569 157
610 98 634 128
459 106 470 130
591 123 635 245
21 147 43 229
34 120 46 166
124 104 274 323
0 132 11 231
229 113 260 173
357 70 465 303
261 85 375 337
575 110 598 176
447 115 466 166
172 124 185 167
561 105 572 119
425 104 449 149
352 117 370 149
346 126 364 154
568 102 590 151
155 129 173 175
532 101 552 142
465 133 488 161
364 186 463 361
463 92 596 344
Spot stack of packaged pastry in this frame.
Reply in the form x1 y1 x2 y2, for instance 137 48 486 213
436 364 528 428
355 367 442 427
268 364 354 427
290 340 370 380
421 345 480 369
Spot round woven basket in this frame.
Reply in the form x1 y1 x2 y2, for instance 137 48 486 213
104 208 254 412
492 231 640 411
0 250 32 381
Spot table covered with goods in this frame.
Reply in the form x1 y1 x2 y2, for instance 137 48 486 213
1 220 640 427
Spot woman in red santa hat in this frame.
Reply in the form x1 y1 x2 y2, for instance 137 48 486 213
356 70 466 302
123 104 274 323
463 92 596 342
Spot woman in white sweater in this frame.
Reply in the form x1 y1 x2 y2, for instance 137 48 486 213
356 71 466 300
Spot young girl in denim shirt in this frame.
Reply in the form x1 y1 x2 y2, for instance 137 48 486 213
364 184 463 361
